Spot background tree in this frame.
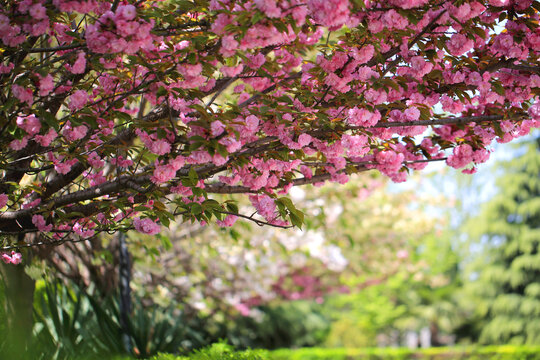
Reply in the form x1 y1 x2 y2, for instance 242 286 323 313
463 136 540 345
323 211 463 348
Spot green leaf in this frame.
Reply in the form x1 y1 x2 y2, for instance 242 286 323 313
492 82 506 96
226 202 239 214
191 202 202 215
175 0 195 13
156 86 168 98
289 211 303 229
159 234 173 250
188 167 198 184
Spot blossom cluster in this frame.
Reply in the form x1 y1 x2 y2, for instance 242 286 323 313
1 251 22 265
0 0 537 241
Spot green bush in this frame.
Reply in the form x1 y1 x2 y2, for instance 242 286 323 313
223 301 330 350
114 345 540 360
29 280 210 359
268 346 540 360
150 343 267 360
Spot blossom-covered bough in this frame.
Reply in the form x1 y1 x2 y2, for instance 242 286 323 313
0 0 539 255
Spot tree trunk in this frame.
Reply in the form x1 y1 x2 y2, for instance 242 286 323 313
0 259 35 358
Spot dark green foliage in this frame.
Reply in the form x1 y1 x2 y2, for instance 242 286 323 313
465 138 540 344
32 281 100 360
28 280 210 359
221 301 331 350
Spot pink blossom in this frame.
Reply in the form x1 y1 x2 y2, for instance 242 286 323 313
347 107 381 127
63 123 88 141
245 115 259 132
254 0 281 18
235 303 251 316
447 33 474 56
397 250 409 259
69 90 89 111
216 214 238 227
12 84 33 105
446 144 474 169
247 53 266 69
178 63 202 78
70 52 87 74
22 197 41 209
117 4 137 20
34 128 58 147
133 217 161 235
472 148 490 164
184 151 209 164
111 155 133 168
389 0 429 9
170 156 186 171
0 194 8 208
0 62 14 74
221 64 243 77
16 115 41 135
151 164 176 184
343 134 369 157
357 66 378 81
375 150 404 175
55 161 74 175
39 74 54 96
1 253 12 264
356 44 374 64
1 251 22 265
29 3 47 20
528 102 540 120
381 10 409 30
87 152 104 168
298 134 312 147
149 139 171 155
404 107 420 121
307 0 350 29
410 56 433 78
10 252 22 265
220 35 238 57
73 222 95 238
211 120 225 137
462 167 477 174
249 194 276 221
32 215 53 232
10 137 28 150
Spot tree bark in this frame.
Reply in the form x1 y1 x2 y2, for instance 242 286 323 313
0 258 35 358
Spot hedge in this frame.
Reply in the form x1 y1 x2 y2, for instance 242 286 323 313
268 346 540 360
143 345 540 360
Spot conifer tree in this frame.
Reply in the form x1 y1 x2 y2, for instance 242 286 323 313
465 137 540 344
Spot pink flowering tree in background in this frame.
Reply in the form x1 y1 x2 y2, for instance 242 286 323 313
0 0 539 350
124 175 438 318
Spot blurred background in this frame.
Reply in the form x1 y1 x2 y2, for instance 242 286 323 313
1 133 539 359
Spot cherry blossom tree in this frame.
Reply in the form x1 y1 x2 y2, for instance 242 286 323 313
0 0 539 249
0 0 538 354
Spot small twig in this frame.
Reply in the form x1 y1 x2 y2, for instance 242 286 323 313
28 44 85 53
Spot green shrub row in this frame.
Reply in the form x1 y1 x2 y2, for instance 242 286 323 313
142 345 540 360
268 346 540 360
147 343 267 360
